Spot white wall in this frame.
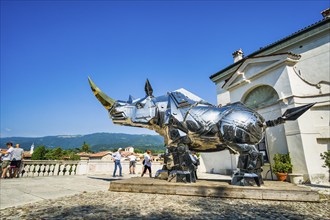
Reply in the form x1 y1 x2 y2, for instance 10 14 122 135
278 31 330 86
292 106 330 183
258 104 290 163
199 151 238 175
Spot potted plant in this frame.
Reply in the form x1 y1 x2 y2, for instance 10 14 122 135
272 153 293 181
320 151 330 181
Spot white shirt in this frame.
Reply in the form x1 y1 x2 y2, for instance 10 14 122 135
144 154 152 167
112 151 122 161
12 148 24 161
3 147 14 161
128 155 137 162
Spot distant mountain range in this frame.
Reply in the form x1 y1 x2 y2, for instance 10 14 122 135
0 133 165 152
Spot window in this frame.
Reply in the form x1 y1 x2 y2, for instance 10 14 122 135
242 85 279 109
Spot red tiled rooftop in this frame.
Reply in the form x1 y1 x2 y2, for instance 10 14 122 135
76 152 91 157
23 152 32 158
89 151 112 158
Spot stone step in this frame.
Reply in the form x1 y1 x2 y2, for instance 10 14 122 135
109 177 320 202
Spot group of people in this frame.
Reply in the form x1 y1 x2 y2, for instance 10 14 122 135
1 144 200 180
0 142 24 179
112 148 200 179
111 148 153 178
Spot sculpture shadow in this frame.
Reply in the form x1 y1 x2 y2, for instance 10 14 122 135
21 200 321 220
197 178 231 184
87 176 125 182
305 183 330 189
16 193 325 220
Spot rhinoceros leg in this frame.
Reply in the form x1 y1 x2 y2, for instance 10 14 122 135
162 144 197 183
228 143 264 186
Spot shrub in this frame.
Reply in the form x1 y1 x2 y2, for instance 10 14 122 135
273 153 293 173
320 151 330 170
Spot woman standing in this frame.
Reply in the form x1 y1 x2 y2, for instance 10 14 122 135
141 150 152 178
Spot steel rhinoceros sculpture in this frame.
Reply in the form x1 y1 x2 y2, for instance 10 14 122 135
88 77 314 186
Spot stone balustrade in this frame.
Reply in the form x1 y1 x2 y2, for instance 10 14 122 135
21 160 79 177
19 160 164 177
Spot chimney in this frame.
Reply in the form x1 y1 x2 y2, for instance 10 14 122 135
321 8 330 19
232 49 244 63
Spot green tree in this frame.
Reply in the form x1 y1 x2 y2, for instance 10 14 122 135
31 146 47 160
74 148 81 153
44 147 64 160
62 149 80 160
81 141 91 153
67 152 81 160
44 151 53 160
134 149 143 153
53 147 64 159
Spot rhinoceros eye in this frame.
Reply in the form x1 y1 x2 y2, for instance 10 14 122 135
136 103 144 109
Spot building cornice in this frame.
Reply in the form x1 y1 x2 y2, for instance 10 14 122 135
222 53 301 90
210 17 330 83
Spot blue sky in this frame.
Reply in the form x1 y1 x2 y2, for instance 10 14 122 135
1 0 328 137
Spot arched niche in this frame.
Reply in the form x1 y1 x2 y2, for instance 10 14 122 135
242 85 279 109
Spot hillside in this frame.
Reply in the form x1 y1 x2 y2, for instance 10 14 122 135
0 133 165 152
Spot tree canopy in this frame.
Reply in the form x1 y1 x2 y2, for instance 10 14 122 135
31 146 80 160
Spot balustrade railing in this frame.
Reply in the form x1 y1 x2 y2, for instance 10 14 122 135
17 160 164 177
20 160 79 177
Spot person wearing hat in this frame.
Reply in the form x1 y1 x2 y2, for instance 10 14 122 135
112 148 123 177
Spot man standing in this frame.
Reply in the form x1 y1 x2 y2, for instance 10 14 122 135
128 153 137 174
1 142 14 178
11 144 24 178
112 148 123 177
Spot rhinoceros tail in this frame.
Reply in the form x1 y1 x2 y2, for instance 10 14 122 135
265 103 316 127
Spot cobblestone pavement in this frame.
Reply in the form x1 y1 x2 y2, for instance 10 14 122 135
1 191 329 220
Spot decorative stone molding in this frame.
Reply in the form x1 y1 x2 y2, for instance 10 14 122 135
321 8 330 19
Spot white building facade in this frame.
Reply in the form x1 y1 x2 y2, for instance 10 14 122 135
204 9 330 184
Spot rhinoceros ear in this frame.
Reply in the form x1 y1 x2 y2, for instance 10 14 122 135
144 79 153 97
127 95 134 103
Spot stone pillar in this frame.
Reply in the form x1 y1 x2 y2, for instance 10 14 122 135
76 158 89 175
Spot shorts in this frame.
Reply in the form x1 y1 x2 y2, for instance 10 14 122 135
129 161 136 168
10 160 22 168
2 160 11 169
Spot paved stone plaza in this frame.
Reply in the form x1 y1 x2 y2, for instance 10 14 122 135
0 175 329 219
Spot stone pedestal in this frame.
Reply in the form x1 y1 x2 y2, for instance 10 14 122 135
289 173 304 184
